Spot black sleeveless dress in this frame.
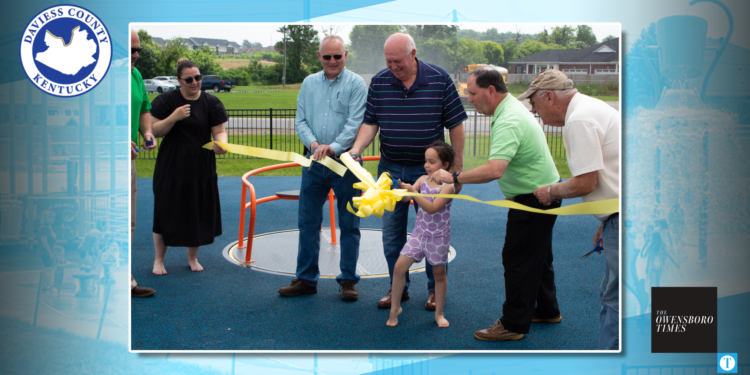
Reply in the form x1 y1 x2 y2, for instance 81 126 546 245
149 90 227 247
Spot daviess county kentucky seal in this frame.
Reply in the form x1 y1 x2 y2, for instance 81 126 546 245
19 4 112 97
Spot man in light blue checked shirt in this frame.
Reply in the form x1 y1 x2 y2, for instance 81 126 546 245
278 35 368 301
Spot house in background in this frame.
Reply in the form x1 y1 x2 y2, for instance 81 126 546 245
509 38 620 77
181 38 242 55
149 36 242 55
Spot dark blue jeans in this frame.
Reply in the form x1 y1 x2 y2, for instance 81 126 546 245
599 213 619 350
296 159 361 287
378 158 446 294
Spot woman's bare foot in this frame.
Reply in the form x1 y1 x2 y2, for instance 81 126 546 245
436 314 449 328
153 261 167 275
188 259 203 272
386 307 402 327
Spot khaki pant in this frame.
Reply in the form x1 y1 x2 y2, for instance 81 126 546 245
131 158 137 290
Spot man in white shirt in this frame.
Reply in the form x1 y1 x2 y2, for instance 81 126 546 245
518 69 620 350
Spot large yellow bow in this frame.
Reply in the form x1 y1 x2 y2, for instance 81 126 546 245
339 154 402 217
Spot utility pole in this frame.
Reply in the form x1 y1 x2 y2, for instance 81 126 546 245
514 26 521 62
282 26 288 88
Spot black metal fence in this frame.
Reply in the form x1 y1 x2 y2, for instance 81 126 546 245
137 108 565 161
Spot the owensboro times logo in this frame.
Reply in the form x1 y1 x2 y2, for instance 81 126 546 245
19 4 112 97
652 287 717 353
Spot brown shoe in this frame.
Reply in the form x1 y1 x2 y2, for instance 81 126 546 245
131 284 155 298
278 279 317 297
340 281 359 301
377 289 410 309
425 291 436 311
474 320 524 341
532 314 562 323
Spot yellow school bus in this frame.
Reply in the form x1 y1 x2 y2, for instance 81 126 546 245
457 64 508 104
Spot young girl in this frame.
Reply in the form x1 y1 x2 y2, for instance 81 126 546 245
387 141 455 328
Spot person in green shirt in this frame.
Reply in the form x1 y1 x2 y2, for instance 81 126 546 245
431 67 561 341
130 28 157 298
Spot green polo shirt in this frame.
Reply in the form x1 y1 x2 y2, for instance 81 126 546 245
131 67 151 143
488 94 559 199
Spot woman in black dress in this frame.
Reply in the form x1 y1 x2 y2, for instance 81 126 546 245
149 58 228 274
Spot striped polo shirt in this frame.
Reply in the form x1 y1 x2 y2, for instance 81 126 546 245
363 59 467 165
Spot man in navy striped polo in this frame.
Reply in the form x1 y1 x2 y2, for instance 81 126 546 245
349 33 467 310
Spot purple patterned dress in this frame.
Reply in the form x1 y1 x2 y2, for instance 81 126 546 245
399 181 453 266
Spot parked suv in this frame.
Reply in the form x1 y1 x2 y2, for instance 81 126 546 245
200 75 235 93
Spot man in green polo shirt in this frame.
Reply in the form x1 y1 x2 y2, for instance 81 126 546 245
432 67 561 341
130 28 157 298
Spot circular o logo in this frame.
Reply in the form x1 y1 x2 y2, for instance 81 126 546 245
720 355 736 371
19 4 112 97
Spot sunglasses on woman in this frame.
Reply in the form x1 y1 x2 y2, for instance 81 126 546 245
181 75 203 84
321 54 343 60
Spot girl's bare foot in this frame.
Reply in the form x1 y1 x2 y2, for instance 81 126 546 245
188 259 203 272
386 307 402 327
436 314 449 328
153 261 167 275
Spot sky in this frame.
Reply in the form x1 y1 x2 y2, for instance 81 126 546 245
132 23 621 48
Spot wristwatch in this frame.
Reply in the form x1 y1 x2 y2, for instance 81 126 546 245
452 171 461 184
547 184 561 203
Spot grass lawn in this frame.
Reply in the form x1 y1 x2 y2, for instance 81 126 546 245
507 89 617 102
148 90 299 110
149 82 618 111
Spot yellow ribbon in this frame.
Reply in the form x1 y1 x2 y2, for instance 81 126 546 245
393 191 619 216
202 142 347 176
207 142 619 217
339 153 619 217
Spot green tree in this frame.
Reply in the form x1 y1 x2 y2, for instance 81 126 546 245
567 40 588 50
347 25 401 73
274 25 320 84
538 28 550 45
550 25 576 46
419 38 455 71
418 38 485 73
454 38 486 71
250 51 281 62
602 35 618 42
222 67 250 86
484 28 502 43
186 47 222 76
136 43 161 79
575 25 598 47
456 29 483 40
135 30 160 78
481 40 504 66
137 30 153 45
158 38 189 77
405 25 458 44
502 40 517 66
242 39 252 47
517 40 549 59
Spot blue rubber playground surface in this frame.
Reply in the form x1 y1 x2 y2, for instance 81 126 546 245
131 176 605 351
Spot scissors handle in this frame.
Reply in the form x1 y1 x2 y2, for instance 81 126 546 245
581 239 603 260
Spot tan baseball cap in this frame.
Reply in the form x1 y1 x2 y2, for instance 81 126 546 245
517 69 574 101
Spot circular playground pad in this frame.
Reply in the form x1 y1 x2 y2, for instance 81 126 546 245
222 228 457 278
